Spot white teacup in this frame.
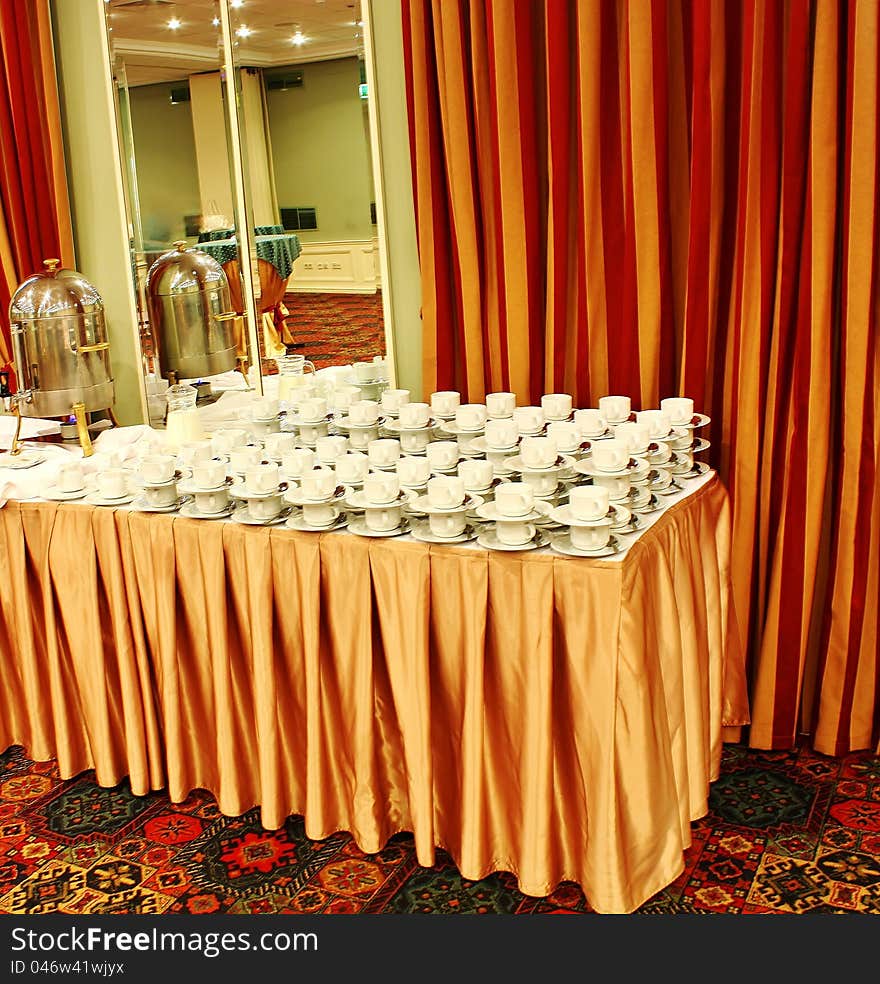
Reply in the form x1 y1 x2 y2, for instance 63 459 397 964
636 409 673 440
486 392 516 418
248 494 283 521
229 445 263 474
541 393 573 421
193 488 229 514
178 440 214 466
547 421 582 453
494 481 534 517
598 395 632 423
398 402 431 430
335 451 370 485
484 417 519 450
397 455 432 487
427 475 466 509
458 458 494 491
346 425 379 449
429 511 467 538
591 473 633 500
365 503 403 533
455 403 488 432
668 428 693 451
245 461 280 494
570 523 611 551
353 360 378 383
400 429 431 453
660 397 695 425
569 484 610 522
299 467 338 501
513 406 545 435
520 470 558 497
363 471 400 504
425 441 459 471
368 438 401 468
672 449 695 472
519 435 557 469
613 422 651 454
381 388 411 414
496 520 536 546
144 483 179 508
255 396 281 420
590 438 630 473
281 447 316 478
140 454 176 485
349 400 380 426
302 501 342 527
57 461 86 494
315 435 350 466
332 385 362 411
298 397 328 423
96 468 129 500
573 409 607 438
192 457 228 490
430 391 460 417
211 428 250 454
263 432 297 460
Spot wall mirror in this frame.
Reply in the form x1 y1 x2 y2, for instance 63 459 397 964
102 0 390 423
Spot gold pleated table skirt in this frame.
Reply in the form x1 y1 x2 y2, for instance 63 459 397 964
0 475 748 913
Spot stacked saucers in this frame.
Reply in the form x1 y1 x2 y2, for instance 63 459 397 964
379 388 410 420
425 440 462 476
177 454 237 518
285 467 348 532
438 403 488 456
574 439 651 496
227 443 264 477
474 480 550 551
0 447 46 469
131 453 188 512
290 396 333 447
382 402 437 454
405 474 484 536
333 450 371 490
396 454 433 496
505 436 577 499
335 400 384 450
261 431 298 463
549 485 621 558
346 471 412 537
229 460 292 526
314 435 351 469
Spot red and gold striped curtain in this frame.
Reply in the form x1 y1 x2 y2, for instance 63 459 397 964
0 0 74 367
402 0 880 756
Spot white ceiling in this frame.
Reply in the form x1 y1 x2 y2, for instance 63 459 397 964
106 0 365 86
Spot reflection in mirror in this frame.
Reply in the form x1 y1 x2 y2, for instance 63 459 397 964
227 0 387 396
104 0 261 425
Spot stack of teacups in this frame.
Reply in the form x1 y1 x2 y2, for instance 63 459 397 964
450 403 488 454
425 440 460 475
262 431 298 462
248 397 281 440
659 397 704 475
280 447 316 483
417 475 474 539
430 390 460 421
232 459 287 523
541 393 573 422
358 471 406 533
331 385 363 414
368 438 401 471
635 410 675 466
334 450 371 488
341 400 381 449
380 388 410 419
178 454 232 516
176 439 214 470
480 416 520 473
395 401 434 453
512 405 545 437
134 453 181 509
396 454 432 492
487 481 539 547
552 485 614 553
514 435 563 497
315 435 350 467
286 466 344 529
486 392 516 419
296 396 330 446
350 359 385 402
586 438 635 499
458 458 495 499
228 443 264 476
547 420 585 460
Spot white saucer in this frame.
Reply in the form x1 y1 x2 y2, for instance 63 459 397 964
283 412 337 428
229 480 292 500
631 492 664 514
383 418 439 434
84 491 136 507
42 485 89 501
550 533 622 558
428 463 462 476
675 462 711 479
347 516 412 538
671 413 711 430
409 520 481 544
407 492 485 515
690 437 711 454
574 457 651 480
285 513 348 533
467 436 520 456
476 528 551 552
336 416 387 431
232 506 294 526
133 469 188 490
179 501 236 520
655 478 686 495
177 477 235 495
437 421 486 437
0 451 46 469
549 505 615 528
131 495 188 514
612 512 645 534
474 500 550 524
284 485 348 508
503 453 577 474
346 488 417 510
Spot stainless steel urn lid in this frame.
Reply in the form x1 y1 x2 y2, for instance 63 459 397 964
9 258 104 321
146 240 229 297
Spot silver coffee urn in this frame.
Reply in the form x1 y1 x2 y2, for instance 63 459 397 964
145 241 243 388
5 258 115 458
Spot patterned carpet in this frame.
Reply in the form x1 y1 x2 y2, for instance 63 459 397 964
1 741 879 915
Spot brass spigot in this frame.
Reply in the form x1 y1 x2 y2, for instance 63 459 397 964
71 401 94 458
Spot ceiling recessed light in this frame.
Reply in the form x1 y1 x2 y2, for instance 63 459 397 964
230 0 244 7
291 31 307 45
236 24 252 38
167 17 182 30
212 16 219 26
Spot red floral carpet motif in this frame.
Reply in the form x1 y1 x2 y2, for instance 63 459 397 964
1 741 879 914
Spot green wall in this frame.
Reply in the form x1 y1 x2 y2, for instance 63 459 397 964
128 82 201 249
265 57 375 244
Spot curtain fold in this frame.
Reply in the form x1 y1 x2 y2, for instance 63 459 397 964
402 0 880 755
0 0 74 366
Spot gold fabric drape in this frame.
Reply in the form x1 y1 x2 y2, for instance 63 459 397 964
0 479 746 914
401 0 880 756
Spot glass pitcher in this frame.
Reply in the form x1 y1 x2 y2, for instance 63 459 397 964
275 353 316 403
164 382 204 448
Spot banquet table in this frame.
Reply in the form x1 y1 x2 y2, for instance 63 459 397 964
0 469 748 913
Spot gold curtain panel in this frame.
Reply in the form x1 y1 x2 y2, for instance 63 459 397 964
0 477 748 913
